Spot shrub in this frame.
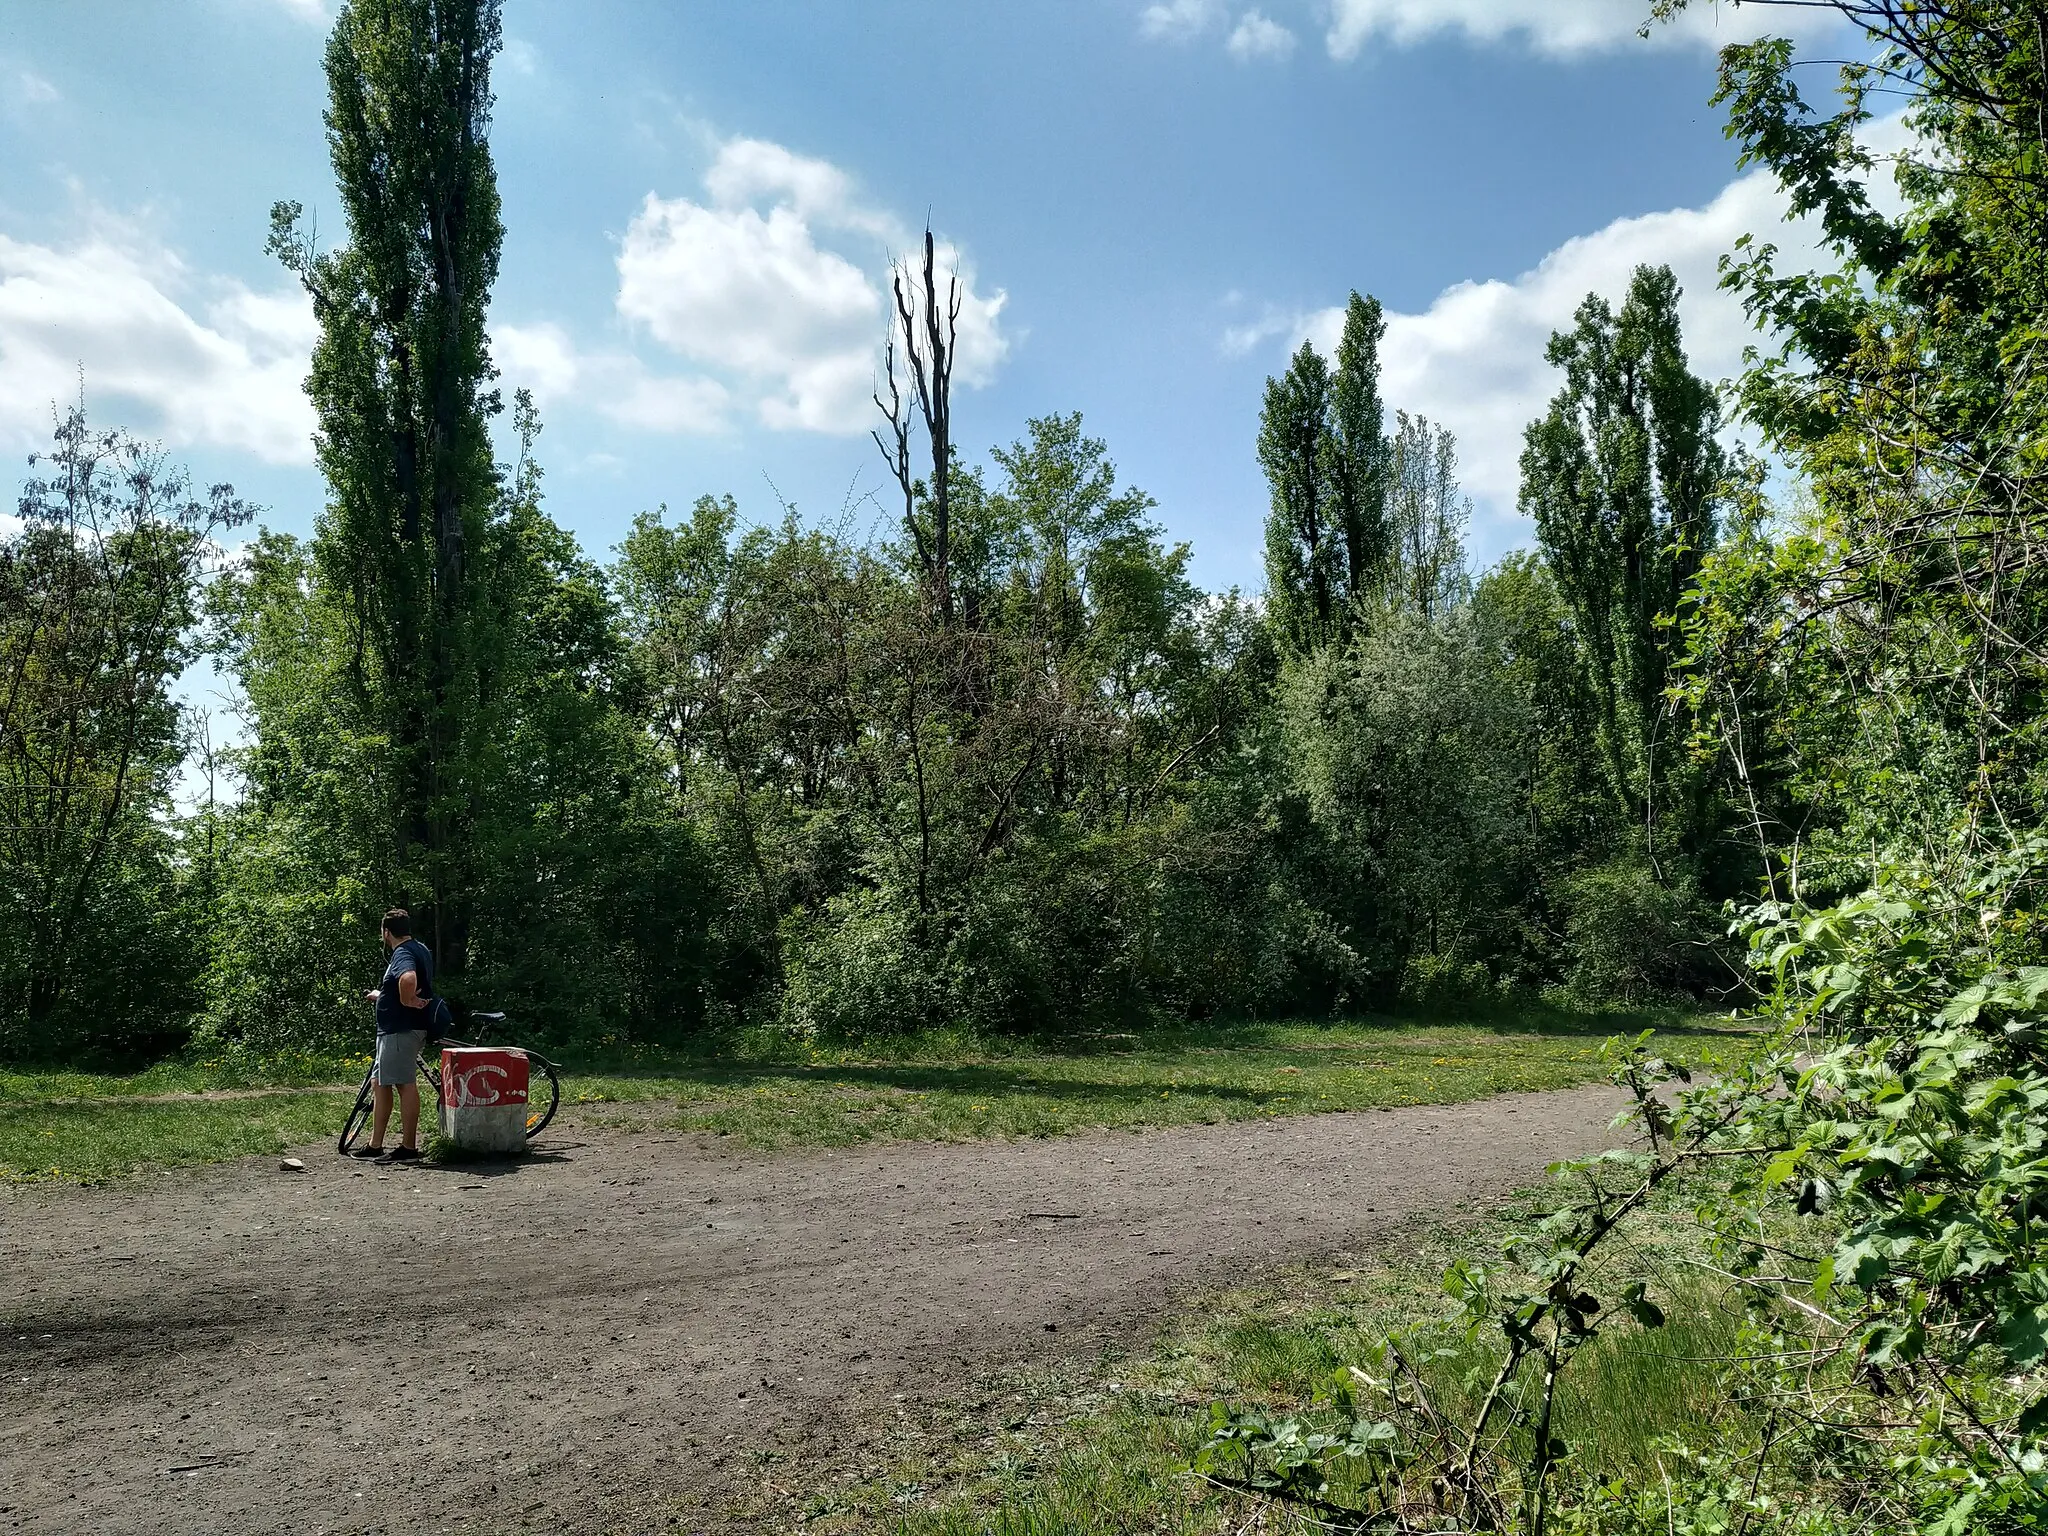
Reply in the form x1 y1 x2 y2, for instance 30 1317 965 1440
1558 857 1720 1004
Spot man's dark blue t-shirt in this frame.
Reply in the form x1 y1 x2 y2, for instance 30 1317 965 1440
375 938 435 1036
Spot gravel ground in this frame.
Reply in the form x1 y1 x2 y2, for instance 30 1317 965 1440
0 1085 1629 1533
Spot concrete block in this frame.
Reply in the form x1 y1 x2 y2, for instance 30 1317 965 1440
439 1047 531 1155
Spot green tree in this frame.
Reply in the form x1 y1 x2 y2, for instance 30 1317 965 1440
1259 341 1339 649
268 0 506 975
1678 7 2048 884
1470 553 1615 974
0 412 248 1060
1278 604 1530 990
1385 412 1471 621
1328 292 1392 610
1519 263 1723 848
209 398 715 1051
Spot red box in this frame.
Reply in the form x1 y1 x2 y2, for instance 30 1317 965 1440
441 1047 530 1109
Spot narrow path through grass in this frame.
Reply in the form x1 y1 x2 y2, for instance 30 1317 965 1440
2 1005 1749 1183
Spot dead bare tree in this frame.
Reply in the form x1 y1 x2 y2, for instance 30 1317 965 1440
872 226 962 624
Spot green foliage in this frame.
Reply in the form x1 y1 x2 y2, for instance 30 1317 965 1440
1186 858 2048 1532
1679 3 2048 890
612 412 1283 1038
1255 272 1735 1016
1260 294 1397 650
7 0 1771 1085
1557 856 1720 1005
1522 263 1723 846
1191 7 2048 1528
199 407 713 1053
266 0 507 973
1385 411 1472 620
1279 602 1531 990
1262 339 1342 649
1330 293 1393 610
0 412 248 1063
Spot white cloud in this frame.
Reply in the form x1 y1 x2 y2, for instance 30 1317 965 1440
1324 0 1842 60
16 69 59 104
1140 0 1225 41
1260 113 1910 539
496 321 731 435
606 136 1008 435
0 228 316 464
702 137 891 237
607 371 735 435
494 320 582 401
269 0 329 22
1328 173 1787 522
617 199 882 432
1227 10 1297 61
1220 307 1297 357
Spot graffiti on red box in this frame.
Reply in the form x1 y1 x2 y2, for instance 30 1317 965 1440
440 1047 530 1108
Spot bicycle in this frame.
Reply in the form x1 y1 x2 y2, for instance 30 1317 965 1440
337 1011 563 1155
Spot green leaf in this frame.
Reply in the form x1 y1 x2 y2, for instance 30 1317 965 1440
1861 1319 1920 1365
1924 1493 1979 1536
1998 1306 2048 1368
2015 1394 2048 1440
1622 1281 1666 1330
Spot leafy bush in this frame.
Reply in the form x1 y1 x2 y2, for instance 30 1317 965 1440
777 887 948 1040
1558 857 1721 1005
1198 838 2048 1532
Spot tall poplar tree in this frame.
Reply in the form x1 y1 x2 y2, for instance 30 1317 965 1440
1261 294 1394 648
269 0 505 973
1259 341 1338 649
1327 292 1391 611
1519 263 1722 839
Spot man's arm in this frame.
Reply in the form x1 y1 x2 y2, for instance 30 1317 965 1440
397 968 422 1010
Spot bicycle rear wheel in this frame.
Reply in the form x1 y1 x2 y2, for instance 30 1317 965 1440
522 1051 561 1140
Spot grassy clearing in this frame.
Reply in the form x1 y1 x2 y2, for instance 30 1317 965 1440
0 1047 362 1104
564 1005 1747 1150
0 1045 368 1182
779 1178 1749 1534
1 1002 1750 1183
0 1092 355 1183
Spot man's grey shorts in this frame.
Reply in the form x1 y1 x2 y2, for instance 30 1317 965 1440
374 1030 427 1087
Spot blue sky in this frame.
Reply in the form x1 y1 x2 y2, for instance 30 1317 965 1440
0 0 1852 593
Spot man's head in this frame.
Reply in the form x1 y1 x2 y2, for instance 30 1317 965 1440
380 909 412 950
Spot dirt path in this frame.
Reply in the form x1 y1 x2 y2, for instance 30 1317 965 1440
1 1085 1629 1534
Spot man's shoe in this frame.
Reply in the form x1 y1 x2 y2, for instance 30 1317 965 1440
348 1146 385 1160
376 1145 423 1165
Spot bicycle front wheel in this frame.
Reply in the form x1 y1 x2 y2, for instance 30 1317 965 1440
338 1068 376 1154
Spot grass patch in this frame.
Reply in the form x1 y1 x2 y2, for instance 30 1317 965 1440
778 1176 1750 1534
0 1047 362 1105
0 1045 367 1182
0 1092 354 1183
562 1006 1747 1150
1 1002 1751 1183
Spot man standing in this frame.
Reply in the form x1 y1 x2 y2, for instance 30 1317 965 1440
356 909 435 1163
